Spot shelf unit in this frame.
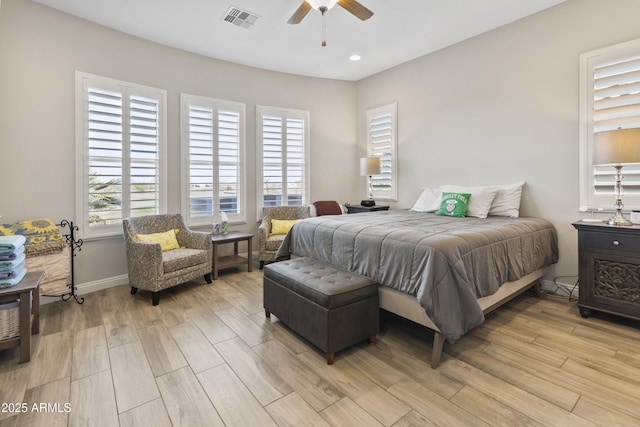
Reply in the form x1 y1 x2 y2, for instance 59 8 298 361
0 270 42 362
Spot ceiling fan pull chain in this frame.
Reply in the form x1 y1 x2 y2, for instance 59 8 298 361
320 6 327 47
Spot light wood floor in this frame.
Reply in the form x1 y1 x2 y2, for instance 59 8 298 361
1 265 640 426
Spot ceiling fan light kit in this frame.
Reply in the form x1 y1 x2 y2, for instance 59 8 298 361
306 0 339 11
288 0 373 47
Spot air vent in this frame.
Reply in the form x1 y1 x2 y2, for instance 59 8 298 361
222 6 260 29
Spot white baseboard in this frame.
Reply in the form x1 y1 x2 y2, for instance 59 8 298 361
540 278 579 298
40 274 129 304
77 274 130 294
40 274 572 303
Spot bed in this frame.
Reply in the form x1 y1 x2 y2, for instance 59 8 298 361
276 209 559 367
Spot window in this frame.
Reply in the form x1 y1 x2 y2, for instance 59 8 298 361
366 103 398 201
76 72 166 239
580 39 640 211
181 94 246 226
256 106 310 208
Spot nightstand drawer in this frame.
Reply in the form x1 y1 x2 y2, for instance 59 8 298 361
584 231 640 254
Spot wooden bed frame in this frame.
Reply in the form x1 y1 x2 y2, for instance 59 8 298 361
378 267 548 368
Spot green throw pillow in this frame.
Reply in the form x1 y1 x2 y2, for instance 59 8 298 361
436 192 471 218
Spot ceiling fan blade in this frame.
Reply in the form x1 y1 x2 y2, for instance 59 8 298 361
287 1 312 24
337 0 374 21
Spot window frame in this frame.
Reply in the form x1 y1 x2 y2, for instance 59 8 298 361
255 105 311 214
180 93 246 227
75 72 167 240
580 38 640 211
366 102 398 202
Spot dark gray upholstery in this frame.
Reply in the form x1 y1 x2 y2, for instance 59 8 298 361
263 257 379 364
263 257 377 308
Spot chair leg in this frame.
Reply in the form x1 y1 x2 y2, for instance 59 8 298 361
152 292 160 306
204 273 212 284
130 287 138 295
265 309 271 318
259 261 265 269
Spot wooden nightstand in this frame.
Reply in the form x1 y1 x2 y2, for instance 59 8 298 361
573 221 640 320
346 204 390 214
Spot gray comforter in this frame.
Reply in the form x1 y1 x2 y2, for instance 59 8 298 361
276 210 558 341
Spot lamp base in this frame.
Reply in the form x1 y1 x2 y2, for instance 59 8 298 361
360 200 376 207
608 211 633 226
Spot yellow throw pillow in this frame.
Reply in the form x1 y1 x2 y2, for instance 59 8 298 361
270 219 301 236
136 229 180 251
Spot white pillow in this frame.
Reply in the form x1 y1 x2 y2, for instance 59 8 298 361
488 182 524 217
436 185 499 219
411 187 440 212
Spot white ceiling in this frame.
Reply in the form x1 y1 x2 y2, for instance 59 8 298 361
33 0 566 81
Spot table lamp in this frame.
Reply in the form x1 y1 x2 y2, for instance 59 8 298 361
360 156 381 206
593 128 640 226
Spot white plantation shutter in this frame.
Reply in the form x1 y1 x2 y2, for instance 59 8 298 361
187 104 215 219
130 95 161 217
77 72 166 239
257 106 310 208
218 109 242 215
581 39 640 210
181 94 245 226
261 114 284 206
87 87 123 226
366 103 397 201
285 116 305 205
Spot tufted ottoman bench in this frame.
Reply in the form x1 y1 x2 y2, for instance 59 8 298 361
263 257 379 364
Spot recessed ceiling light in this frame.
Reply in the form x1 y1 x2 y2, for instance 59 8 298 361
349 54 361 61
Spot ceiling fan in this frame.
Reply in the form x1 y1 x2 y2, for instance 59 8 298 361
288 0 373 47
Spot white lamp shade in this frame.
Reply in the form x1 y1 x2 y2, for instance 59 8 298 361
306 0 339 11
360 157 381 176
593 128 640 166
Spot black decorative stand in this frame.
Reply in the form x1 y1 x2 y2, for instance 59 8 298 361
42 220 84 304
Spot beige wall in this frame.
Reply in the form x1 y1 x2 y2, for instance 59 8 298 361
3 0 640 292
0 0 357 290
356 0 640 287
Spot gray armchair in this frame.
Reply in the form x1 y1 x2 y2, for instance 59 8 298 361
258 206 311 269
122 214 212 306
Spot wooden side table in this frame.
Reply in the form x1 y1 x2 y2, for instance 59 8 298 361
0 270 42 363
211 232 254 280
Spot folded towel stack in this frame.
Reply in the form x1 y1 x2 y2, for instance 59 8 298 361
0 236 27 288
